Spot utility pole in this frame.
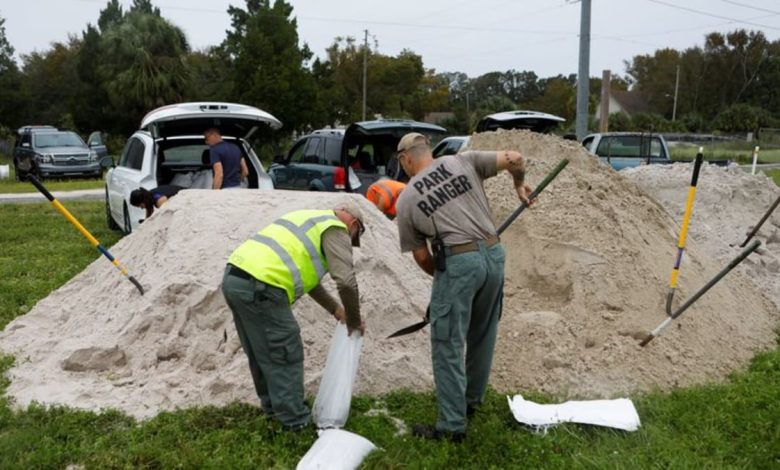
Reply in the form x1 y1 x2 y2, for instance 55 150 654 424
672 64 680 121
362 29 368 121
575 0 591 140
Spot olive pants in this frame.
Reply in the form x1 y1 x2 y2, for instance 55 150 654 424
221 265 310 428
429 242 505 434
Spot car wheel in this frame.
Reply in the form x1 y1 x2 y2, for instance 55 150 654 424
105 188 120 231
123 203 132 235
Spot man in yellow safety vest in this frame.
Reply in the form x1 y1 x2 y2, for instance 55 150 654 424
222 200 366 431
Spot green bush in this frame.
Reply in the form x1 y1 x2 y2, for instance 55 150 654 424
606 112 631 131
712 103 773 134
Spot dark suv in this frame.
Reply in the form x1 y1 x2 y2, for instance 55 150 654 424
13 127 102 180
269 119 447 193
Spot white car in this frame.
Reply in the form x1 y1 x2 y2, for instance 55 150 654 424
105 102 281 233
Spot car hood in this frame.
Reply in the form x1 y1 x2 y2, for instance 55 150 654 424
35 146 90 155
140 102 282 139
476 110 565 133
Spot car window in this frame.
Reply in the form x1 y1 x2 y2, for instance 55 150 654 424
164 144 210 164
595 135 664 158
323 138 341 166
288 139 307 164
582 136 595 150
445 139 463 155
301 137 322 164
118 138 145 170
33 132 85 148
88 131 103 146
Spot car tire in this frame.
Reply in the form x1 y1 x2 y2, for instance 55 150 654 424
123 203 132 235
105 188 120 231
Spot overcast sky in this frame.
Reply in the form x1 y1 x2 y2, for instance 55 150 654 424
2 0 780 78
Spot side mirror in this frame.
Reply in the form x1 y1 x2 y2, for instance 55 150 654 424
100 156 114 169
272 155 286 165
22 142 30 148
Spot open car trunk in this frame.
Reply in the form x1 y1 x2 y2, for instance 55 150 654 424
341 120 447 192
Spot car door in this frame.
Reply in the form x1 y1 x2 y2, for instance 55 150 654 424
16 132 34 174
272 139 306 189
87 131 108 159
107 134 152 232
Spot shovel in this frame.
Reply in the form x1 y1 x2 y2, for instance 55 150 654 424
27 174 145 295
387 158 569 339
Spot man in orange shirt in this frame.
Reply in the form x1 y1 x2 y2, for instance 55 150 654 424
366 179 406 219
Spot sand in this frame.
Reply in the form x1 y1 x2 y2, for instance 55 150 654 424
623 163 780 310
1 129 778 419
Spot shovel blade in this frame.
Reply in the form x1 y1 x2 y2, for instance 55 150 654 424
386 319 429 339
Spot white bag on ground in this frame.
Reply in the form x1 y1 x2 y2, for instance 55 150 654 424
297 429 377 470
507 394 641 431
313 323 363 429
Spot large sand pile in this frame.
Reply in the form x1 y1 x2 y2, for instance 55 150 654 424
1 130 777 419
623 163 780 310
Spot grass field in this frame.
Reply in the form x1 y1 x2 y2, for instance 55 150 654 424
1 202 779 468
670 143 780 163
0 155 105 193
766 169 780 187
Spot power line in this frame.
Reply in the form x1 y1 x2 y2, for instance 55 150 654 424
645 0 780 31
70 0 573 35
717 0 780 16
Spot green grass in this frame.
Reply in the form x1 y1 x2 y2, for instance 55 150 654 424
0 155 105 193
766 169 780 186
670 143 780 163
1 201 780 468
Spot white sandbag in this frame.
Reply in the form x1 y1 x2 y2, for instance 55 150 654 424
297 429 376 470
507 394 641 431
313 323 363 429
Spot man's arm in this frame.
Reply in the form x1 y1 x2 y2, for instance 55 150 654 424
239 158 249 183
308 283 340 316
321 228 363 335
412 246 435 276
496 150 532 203
212 161 224 190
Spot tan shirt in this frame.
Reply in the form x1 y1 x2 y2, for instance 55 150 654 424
396 151 498 252
308 227 361 329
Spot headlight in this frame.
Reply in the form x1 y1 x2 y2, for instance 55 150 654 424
89 151 98 162
35 153 53 164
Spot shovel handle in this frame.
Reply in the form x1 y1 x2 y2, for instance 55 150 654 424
496 159 569 234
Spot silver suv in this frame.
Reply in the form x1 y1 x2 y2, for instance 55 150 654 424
13 128 102 180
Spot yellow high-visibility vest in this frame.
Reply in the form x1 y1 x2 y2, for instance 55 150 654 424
228 210 347 303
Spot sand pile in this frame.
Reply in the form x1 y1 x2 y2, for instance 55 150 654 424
0 191 436 418
467 130 778 397
1 130 778 419
623 163 780 310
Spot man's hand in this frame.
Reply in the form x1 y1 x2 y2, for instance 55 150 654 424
516 182 535 205
347 319 366 337
333 306 346 323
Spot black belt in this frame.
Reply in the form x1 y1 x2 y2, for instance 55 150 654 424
444 235 500 256
227 264 253 280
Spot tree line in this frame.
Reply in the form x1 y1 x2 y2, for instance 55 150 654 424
0 0 778 150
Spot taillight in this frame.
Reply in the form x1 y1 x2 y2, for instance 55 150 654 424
333 167 346 191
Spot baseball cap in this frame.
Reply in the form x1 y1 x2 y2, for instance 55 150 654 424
397 132 430 153
334 200 365 247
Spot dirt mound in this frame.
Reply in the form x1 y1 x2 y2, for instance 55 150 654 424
468 130 778 397
623 163 780 310
0 191 435 418
1 130 777 419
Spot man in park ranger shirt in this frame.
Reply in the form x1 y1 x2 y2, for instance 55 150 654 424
394 132 533 442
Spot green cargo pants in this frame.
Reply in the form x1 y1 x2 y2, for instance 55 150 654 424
221 265 310 428
429 242 505 434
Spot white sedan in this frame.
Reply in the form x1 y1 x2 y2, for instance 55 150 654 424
105 102 281 233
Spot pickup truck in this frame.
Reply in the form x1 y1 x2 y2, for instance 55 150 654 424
582 132 672 170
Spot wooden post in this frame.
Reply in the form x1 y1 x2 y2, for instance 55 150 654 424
599 70 611 133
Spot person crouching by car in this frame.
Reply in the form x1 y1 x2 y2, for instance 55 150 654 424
366 179 405 219
129 185 183 221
